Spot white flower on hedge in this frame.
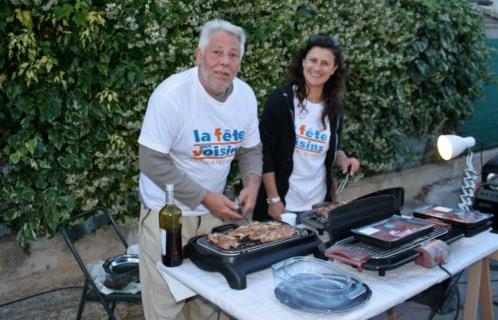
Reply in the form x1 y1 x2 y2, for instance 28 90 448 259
105 3 121 20
125 16 138 31
145 22 165 44
41 0 57 11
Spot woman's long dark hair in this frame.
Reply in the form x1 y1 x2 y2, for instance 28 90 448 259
286 34 347 128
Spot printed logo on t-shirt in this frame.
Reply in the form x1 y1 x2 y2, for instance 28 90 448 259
191 128 244 165
295 124 328 157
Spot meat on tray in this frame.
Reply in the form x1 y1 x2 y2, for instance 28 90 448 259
207 222 297 250
315 203 340 217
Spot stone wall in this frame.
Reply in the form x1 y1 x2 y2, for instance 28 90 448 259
0 222 139 304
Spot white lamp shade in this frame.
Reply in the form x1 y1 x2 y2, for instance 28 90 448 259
437 135 476 160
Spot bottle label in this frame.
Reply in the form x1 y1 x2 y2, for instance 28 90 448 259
160 229 167 256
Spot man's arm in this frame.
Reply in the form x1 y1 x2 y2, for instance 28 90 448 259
235 143 263 214
140 144 244 220
139 144 208 209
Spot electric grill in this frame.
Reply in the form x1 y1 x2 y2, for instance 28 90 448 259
317 195 463 276
184 223 321 289
301 187 405 234
323 226 451 276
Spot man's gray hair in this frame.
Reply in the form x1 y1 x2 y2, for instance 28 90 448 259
198 19 246 57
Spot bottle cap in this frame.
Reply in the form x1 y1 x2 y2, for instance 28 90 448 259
165 184 174 191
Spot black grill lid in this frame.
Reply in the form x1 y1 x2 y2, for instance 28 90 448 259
327 194 400 243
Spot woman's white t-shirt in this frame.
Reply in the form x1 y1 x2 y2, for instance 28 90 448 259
284 97 331 211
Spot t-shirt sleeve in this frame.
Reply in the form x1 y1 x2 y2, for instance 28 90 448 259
241 90 261 149
138 91 181 154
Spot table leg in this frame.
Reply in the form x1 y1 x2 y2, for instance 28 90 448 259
490 251 498 261
463 259 483 320
219 311 230 320
386 307 397 320
479 257 495 320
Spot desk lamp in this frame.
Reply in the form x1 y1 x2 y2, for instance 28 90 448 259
437 135 478 211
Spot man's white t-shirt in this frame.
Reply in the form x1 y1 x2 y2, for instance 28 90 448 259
285 97 331 211
138 67 260 216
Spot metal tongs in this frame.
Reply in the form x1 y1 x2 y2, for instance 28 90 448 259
335 167 353 204
235 196 250 224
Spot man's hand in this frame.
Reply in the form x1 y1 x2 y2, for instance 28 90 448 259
237 174 260 215
202 192 243 221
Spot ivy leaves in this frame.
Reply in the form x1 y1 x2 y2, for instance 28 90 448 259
0 0 490 249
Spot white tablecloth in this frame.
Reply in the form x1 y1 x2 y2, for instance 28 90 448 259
156 231 498 320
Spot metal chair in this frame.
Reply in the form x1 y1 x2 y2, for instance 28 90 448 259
61 207 141 320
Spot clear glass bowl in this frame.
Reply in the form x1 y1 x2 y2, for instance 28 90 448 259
272 257 367 312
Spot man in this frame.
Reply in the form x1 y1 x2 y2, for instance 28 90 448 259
138 19 262 319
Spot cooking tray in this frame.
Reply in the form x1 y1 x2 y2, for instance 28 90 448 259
350 216 435 249
196 223 308 255
413 205 493 234
184 224 322 290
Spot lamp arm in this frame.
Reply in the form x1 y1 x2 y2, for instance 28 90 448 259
457 151 479 211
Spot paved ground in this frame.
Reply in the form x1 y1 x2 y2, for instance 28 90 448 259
1 3 498 320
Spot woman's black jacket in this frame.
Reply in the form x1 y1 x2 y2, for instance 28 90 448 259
253 84 343 221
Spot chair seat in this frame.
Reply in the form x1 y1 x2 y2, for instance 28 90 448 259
86 288 141 303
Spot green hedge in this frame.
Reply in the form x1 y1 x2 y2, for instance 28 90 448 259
0 0 490 248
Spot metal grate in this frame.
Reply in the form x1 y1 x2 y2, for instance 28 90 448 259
196 227 311 256
335 226 448 259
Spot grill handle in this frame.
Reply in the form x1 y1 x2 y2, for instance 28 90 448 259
324 244 371 272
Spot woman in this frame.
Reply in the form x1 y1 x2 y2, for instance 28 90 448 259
253 34 360 222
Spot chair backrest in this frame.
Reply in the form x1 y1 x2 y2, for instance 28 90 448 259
62 207 128 247
61 207 129 288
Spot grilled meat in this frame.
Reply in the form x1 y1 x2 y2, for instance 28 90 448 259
207 233 240 250
208 222 297 249
316 203 340 217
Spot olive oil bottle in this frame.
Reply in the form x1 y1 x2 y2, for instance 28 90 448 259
159 184 183 267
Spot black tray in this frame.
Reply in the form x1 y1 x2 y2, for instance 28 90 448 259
351 215 434 248
413 205 493 230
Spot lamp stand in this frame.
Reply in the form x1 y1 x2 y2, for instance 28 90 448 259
457 151 479 211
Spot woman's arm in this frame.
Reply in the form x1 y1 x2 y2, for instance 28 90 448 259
262 172 285 220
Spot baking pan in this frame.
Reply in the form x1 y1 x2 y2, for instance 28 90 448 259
350 215 435 249
413 205 493 230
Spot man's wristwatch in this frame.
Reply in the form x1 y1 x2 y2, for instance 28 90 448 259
266 196 281 204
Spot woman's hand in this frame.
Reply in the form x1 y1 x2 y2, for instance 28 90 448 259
336 150 360 175
267 201 285 221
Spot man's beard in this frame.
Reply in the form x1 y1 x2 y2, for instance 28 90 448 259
198 66 232 95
